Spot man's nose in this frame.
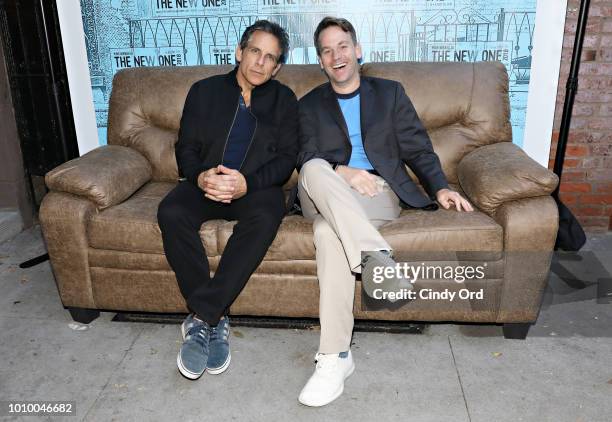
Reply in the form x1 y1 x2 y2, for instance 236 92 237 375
332 48 340 61
256 53 266 66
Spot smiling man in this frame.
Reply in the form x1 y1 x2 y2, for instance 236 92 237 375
157 20 298 380
296 17 473 406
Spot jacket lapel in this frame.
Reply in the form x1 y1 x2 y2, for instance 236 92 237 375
322 84 349 141
359 77 375 144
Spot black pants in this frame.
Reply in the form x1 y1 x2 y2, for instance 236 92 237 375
157 181 285 326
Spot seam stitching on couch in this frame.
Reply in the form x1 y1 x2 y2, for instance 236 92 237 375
385 225 500 232
467 63 475 122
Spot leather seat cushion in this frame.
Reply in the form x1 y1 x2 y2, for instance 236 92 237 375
382 208 503 261
218 215 316 260
89 183 502 262
88 182 221 256
218 209 502 261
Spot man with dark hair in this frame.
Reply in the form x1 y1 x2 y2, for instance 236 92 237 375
296 16 472 406
239 19 290 65
157 20 298 380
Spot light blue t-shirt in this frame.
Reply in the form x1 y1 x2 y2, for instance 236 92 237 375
337 89 374 170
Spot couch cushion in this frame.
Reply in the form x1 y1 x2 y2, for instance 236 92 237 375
108 62 510 186
217 208 502 261
218 215 316 260
88 182 221 256
381 208 503 260
108 65 234 182
362 62 512 185
89 183 501 262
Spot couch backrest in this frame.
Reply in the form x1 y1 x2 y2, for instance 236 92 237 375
108 62 511 184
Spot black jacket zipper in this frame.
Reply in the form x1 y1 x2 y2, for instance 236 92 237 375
220 97 240 165
239 107 257 171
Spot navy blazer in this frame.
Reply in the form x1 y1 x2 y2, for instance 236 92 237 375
297 76 448 209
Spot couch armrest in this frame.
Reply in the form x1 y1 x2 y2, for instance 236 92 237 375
493 196 558 323
39 192 98 309
457 142 558 215
45 145 152 210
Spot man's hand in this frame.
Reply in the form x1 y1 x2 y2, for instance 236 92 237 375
436 188 473 212
336 165 380 197
216 165 247 201
198 167 235 203
197 165 247 203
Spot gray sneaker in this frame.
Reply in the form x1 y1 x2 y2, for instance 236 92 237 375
207 316 231 375
361 250 413 302
177 317 211 380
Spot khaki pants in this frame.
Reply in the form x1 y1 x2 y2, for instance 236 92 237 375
298 159 401 353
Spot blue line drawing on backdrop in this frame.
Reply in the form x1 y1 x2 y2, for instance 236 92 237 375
81 0 536 147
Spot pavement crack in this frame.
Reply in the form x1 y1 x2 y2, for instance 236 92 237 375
448 336 472 422
81 325 145 421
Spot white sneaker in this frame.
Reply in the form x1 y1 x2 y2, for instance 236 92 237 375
298 351 355 407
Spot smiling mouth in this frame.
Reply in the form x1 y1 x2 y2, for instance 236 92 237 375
332 63 347 69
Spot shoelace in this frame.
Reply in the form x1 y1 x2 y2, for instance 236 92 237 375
210 327 229 340
186 324 210 349
314 353 339 373
210 324 229 341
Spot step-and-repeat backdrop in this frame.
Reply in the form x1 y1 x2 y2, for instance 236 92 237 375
58 0 568 166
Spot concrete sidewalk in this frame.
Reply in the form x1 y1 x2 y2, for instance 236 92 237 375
0 227 611 422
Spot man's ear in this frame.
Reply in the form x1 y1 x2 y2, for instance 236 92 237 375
235 45 242 63
356 43 363 62
271 63 282 77
318 56 323 70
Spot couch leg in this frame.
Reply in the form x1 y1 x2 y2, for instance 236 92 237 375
68 307 100 324
503 323 531 339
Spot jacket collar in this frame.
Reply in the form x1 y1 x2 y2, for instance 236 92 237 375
224 66 274 94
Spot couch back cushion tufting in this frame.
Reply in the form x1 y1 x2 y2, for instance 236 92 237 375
107 62 511 185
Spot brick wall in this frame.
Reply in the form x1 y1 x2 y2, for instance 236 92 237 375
550 0 612 232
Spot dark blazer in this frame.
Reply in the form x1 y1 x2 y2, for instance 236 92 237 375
297 76 448 208
175 67 299 192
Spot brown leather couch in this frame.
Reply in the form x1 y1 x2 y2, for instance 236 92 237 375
40 62 559 339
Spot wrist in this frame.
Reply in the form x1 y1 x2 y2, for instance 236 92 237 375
435 188 450 199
